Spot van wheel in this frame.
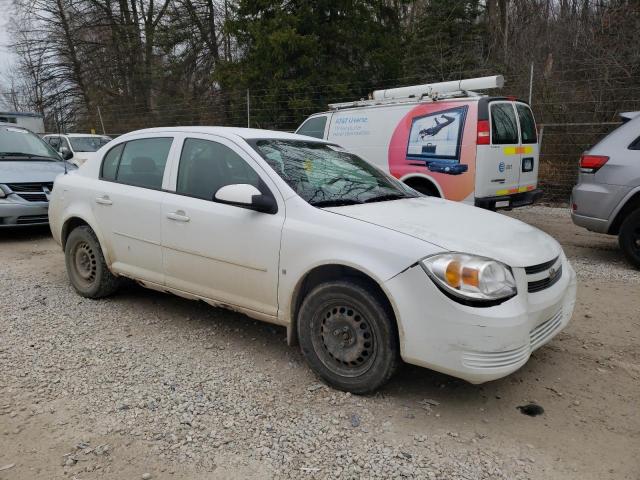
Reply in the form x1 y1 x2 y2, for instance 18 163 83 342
404 179 439 197
297 280 399 394
619 209 640 268
65 225 120 298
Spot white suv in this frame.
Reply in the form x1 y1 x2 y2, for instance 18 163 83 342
48 127 576 393
43 133 112 166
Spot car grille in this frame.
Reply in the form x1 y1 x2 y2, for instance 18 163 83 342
6 182 53 202
6 182 53 192
462 344 530 369
462 309 564 370
16 215 49 225
525 256 562 293
530 310 563 350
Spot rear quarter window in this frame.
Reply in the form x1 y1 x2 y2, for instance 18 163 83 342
629 136 640 150
101 144 124 180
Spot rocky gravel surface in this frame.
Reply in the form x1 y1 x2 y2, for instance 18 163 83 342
2 207 639 479
1 268 530 479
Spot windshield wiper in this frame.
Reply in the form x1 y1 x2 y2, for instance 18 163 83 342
0 152 58 161
364 193 413 203
311 199 364 208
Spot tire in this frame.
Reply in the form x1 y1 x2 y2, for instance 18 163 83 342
405 180 439 197
619 209 640 268
297 280 399 394
65 225 120 298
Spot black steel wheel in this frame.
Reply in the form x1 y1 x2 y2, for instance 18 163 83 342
619 209 640 268
298 280 399 394
65 225 120 298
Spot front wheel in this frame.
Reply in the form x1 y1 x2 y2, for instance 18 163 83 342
619 209 640 268
297 280 399 394
65 225 121 298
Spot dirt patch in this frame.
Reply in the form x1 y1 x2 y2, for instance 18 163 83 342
1 212 639 479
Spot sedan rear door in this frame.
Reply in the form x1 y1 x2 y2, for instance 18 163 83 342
92 135 176 285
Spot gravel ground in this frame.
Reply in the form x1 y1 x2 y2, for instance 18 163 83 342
1 206 639 479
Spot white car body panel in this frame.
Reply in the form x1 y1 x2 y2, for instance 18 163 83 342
325 196 560 267
48 126 576 385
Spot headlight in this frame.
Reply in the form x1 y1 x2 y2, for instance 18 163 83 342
420 253 517 304
0 186 7 198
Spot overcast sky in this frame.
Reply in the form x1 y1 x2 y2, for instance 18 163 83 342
0 0 17 108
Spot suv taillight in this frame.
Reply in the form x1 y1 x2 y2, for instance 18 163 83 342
580 154 609 173
477 120 490 145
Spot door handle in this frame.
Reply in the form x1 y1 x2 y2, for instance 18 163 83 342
95 195 112 205
166 210 190 222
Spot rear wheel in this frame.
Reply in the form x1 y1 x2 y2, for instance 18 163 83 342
404 178 440 197
619 209 640 268
65 225 120 298
297 280 399 394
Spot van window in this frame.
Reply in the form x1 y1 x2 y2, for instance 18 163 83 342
297 116 327 139
490 103 518 144
516 104 537 144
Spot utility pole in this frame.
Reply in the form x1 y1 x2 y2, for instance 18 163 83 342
246 89 250 128
97 106 106 134
528 62 534 105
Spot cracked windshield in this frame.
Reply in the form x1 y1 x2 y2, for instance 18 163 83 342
251 139 417 207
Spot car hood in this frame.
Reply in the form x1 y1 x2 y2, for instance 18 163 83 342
0 160 69 183
325 197 561 268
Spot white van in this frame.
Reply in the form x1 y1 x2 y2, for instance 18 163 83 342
296 76 542 209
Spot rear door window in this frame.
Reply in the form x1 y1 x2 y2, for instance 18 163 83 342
516 104 537 144
113 138 173 189
296 116 327 139
490 103 519 144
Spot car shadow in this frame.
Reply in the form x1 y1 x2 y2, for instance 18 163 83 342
110 281 547 409
0 225 52 243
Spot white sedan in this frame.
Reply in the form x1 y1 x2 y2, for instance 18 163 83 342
49 127 577 393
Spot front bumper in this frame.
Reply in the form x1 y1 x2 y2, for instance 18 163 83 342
0 198 50 227
475 189 543 210
385 255 577 384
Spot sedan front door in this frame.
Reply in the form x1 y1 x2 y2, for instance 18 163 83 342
161 135 284 318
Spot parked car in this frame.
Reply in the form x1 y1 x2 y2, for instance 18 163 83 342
571 112 640 268
48 127 577 393
0 122 75 227
42 133 112 167
296 75 543 210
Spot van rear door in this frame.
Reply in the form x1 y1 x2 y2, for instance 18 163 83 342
514 103 539 193
477 101 521 203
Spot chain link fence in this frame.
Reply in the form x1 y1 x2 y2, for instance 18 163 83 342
44 65 635 207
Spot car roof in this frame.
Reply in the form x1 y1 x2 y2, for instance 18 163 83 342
45 133 110 138
0 123 33 133
118 126 326 142
620 112 640 121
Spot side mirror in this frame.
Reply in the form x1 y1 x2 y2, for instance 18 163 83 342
214 184 277 214
60 146 73 160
